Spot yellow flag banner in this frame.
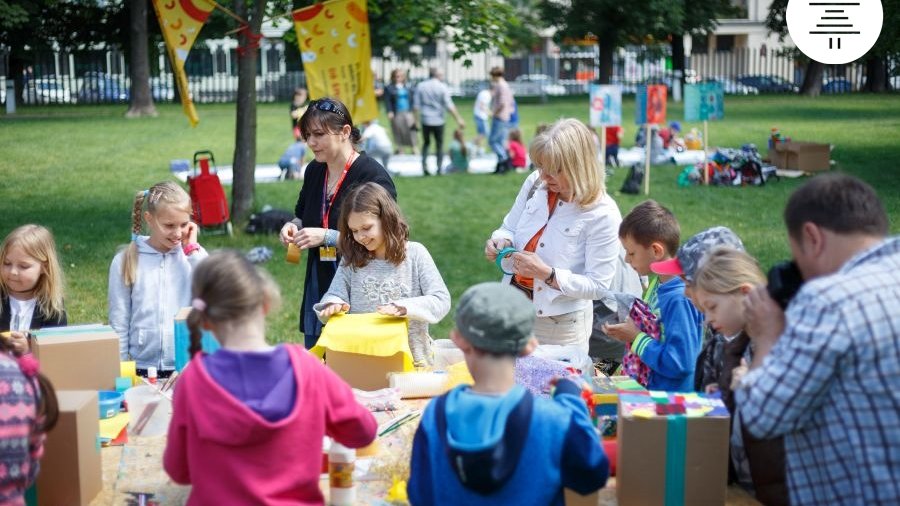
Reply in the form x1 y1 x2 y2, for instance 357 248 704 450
292 0 377 123
151 0 215 127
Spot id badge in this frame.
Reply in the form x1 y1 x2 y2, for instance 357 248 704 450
319 246 337 262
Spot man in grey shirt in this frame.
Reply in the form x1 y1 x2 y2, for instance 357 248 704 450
413 67 465 175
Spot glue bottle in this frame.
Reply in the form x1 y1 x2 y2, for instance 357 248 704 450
147 366 158 385
328 441 356 505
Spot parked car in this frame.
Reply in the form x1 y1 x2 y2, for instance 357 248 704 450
512 74 567 96
78 72 129 103
24 77 73 104
822 78 852 94
707 76 759 95
736 74 798 93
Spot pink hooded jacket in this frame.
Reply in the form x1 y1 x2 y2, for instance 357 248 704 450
163 345 376 505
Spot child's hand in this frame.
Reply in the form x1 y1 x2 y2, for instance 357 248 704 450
730 358 750 390
280 222 299 246
0 331 30 356
377 303 407 317
602 319 640 343
321 302 350 318
185 221 199 245
704 383 720 395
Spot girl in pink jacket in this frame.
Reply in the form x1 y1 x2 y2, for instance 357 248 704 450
163 250 377 505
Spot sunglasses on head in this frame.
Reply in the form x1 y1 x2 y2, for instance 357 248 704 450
311 99 346 120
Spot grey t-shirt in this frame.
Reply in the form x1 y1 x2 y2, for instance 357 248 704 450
413 78 455 127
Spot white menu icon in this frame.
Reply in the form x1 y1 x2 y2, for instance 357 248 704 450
787 0 883 64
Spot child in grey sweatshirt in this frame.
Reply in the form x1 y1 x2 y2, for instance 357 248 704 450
314 183 450 365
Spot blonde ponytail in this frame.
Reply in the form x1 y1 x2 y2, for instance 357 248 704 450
121 190 147 287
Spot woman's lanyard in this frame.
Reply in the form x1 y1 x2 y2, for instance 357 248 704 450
321 151 358 228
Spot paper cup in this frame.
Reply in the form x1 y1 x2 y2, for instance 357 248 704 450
286 243 301 264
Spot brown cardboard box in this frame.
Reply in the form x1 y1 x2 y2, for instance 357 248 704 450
564 488 599 505
32 325 120 391
37 390 101 506
768 141 831 172
616 393 730 506
326 350 406 390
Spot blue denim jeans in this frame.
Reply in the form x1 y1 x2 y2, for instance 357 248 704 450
489 117 510 162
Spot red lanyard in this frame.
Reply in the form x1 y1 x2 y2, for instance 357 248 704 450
321 152 358 227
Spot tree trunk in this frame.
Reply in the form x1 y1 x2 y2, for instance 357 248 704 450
864 55 886 92
126 0 157 117
800 60 824 96
671 33 686 89
231 1 266 224
597 31 616 84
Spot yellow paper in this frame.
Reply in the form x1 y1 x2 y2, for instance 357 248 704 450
99 412 130 440
445 361 474 389
151 0 215 126
292 0 378 122
311 313 414 371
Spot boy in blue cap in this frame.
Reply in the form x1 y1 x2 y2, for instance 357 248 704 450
408 282 609 505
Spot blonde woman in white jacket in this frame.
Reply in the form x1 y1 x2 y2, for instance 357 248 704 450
108 182 208 377
485 119 622 354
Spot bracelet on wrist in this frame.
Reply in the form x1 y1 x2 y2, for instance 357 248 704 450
183 243 201 256
544 267 556 285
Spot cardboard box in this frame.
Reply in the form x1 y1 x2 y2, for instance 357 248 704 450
616 391 730 506
768 141 831 172
326 350 406 390
564 488 599 506
32 325 120 391
36 390 101 506
174 307 221 371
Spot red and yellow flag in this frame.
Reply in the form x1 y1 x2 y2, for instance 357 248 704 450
151 0 215 126
292 0 377 123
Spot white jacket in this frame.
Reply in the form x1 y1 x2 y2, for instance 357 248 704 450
108 236 208 370
492 171 622 317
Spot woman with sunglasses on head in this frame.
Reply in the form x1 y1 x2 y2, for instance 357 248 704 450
280 97 397 349
483 119 623 356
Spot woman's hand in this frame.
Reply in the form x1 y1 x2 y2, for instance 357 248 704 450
320 302 350 318
279 222 299 246
602 319 640 344
730 358 750 390
0 331 29 356
293 227 328 249
511 251 549 280
484 238 511 261
377 303 407 317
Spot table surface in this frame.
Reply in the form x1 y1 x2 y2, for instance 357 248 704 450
90 399 762 506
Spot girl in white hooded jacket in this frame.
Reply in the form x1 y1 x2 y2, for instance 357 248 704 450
108 181 208 377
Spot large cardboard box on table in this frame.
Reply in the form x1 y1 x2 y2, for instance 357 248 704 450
32 325 119 391
616 391 730 506
36 390 101 506
768 141 831 172
312 313 413 390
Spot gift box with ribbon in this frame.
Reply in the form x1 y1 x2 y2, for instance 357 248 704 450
617 391 730 506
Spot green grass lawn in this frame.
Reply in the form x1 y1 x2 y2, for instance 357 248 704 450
2 94 899 342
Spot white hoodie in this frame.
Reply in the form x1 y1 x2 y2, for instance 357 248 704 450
108 236 208 370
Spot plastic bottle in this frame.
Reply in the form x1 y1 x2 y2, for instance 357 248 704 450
328 441 356 505
147 366 158 385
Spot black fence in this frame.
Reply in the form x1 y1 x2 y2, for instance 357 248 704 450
2 44 896 106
